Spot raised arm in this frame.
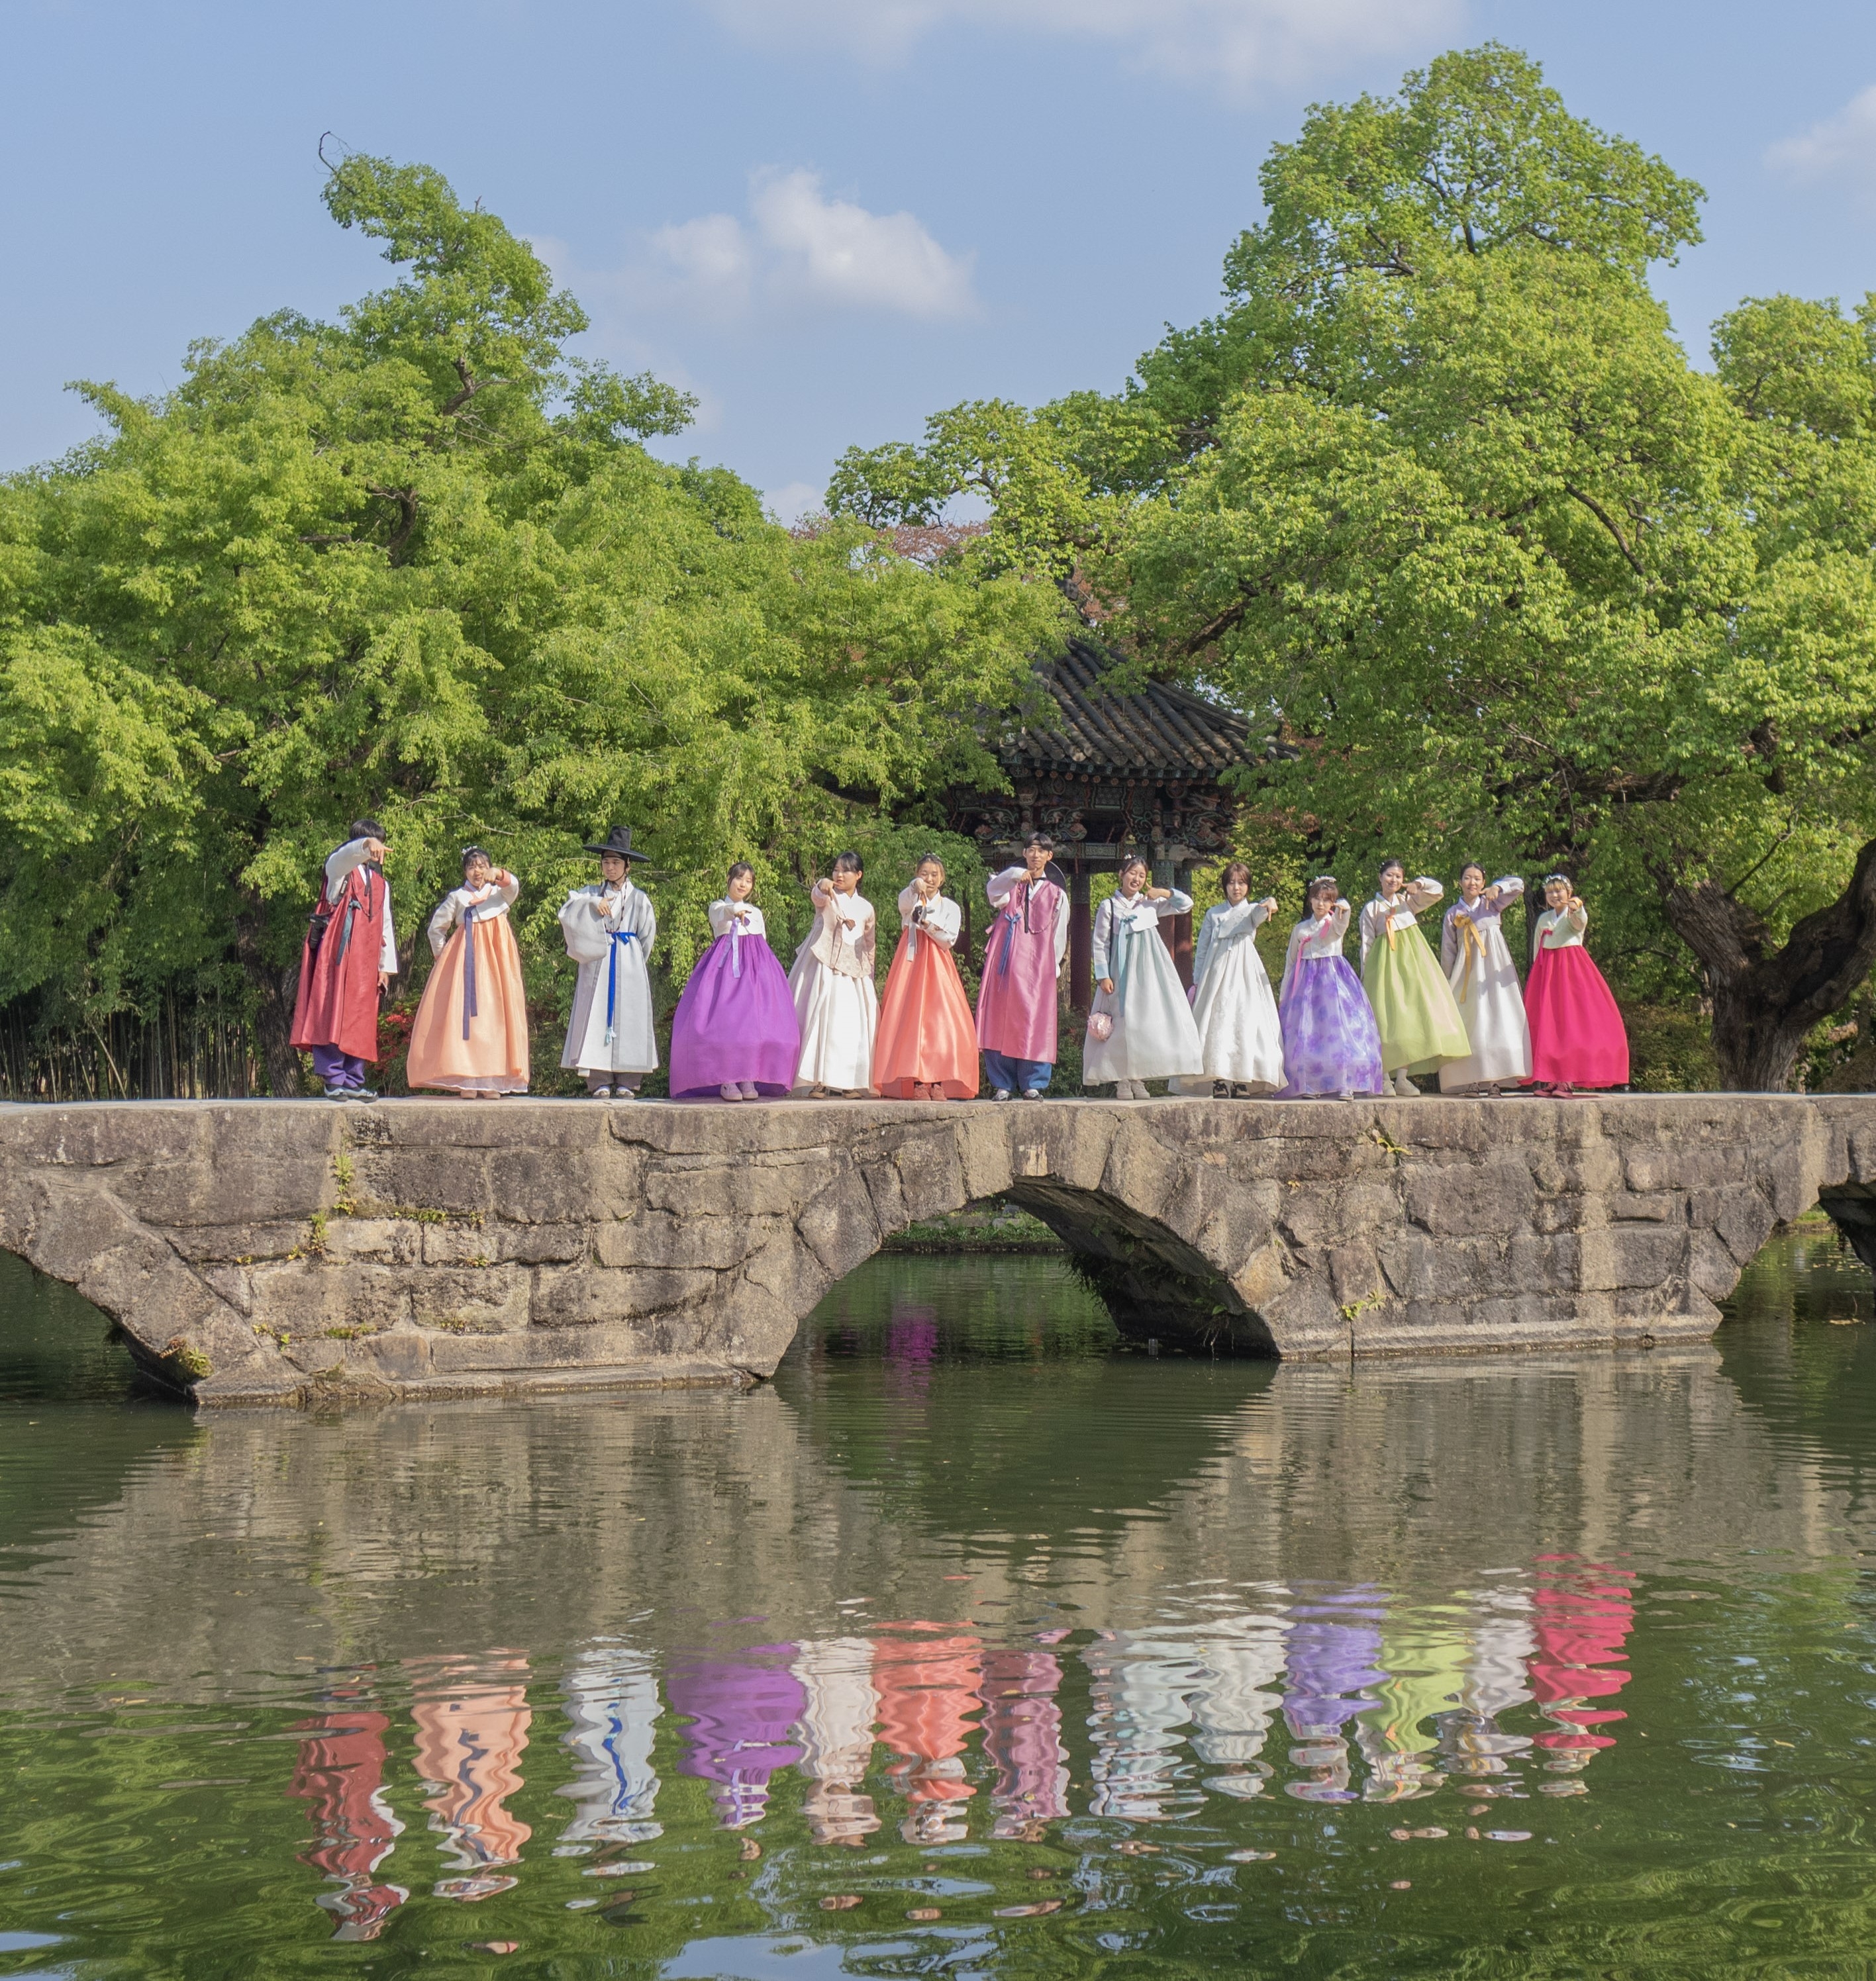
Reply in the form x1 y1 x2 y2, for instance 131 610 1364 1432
986 865 1022 909
1154 887 1194 922
922 895 961 947
897 882 922 927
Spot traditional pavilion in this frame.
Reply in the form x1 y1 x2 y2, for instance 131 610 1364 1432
944 639 1261 1001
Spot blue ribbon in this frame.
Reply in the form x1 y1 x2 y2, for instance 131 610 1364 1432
995 881 1031 978
460 904 479 1040
604 928 640 1043
1111 900 1150 1006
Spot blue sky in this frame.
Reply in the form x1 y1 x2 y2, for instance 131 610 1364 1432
5 1 1876 517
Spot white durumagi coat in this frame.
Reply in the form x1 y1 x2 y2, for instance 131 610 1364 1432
560 879 659 1074
1438 878 1532 1091
788 883 878 1092
1084 890 1204 1085
1173 897 1285 1092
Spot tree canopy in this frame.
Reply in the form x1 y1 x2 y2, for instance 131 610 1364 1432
830 44 1876 1090
0 150 1064 1090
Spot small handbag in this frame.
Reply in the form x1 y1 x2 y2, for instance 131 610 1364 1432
1087 1010 1114 1043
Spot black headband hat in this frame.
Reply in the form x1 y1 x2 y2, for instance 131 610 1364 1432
583 824 652 862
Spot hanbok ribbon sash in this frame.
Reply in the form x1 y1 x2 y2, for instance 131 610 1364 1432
995 882 1033 977
730 916 744 979
1455 911 1487 1000
1112 905 1152 1005
604 930 640 1043
460 905 480 1040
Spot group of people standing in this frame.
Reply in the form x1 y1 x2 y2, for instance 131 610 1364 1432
287 823 1627 1103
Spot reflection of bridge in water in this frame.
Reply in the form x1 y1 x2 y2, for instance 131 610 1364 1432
4 1095 1876 1401
6 1278 1871 1943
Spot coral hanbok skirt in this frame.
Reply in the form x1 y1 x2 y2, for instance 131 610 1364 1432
875 930 980 1098
1525 944 1629 1088
669 932 801 1096
406 916 530 1094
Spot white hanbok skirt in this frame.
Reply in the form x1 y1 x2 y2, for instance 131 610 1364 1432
1438 920 1532 1090
789 957 877 1092
1085 929 1204 1085
1173 938 1286 1092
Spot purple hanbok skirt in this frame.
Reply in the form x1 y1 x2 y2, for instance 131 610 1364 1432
669 932 802 1097
1277 955 1385 1098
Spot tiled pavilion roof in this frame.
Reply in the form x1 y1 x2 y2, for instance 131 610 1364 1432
999 640 1255 781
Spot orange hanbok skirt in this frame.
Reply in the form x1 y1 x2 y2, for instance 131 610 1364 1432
874 928 979 1099
407 913 531 1094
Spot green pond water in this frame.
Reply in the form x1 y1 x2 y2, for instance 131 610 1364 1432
3 1228 1875 1979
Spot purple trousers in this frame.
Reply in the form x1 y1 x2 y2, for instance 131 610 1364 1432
311 1044 369 1089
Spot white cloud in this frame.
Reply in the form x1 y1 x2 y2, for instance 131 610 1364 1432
640 169 977 322
703 0 1460 93
1768 85 1876 193
764 479 824 524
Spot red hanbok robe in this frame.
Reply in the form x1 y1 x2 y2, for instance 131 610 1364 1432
290 840 399 1062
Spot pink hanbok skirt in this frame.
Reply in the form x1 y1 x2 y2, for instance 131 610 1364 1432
1524 944 1628 1088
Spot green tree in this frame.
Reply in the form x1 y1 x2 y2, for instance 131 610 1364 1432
830 46 1876 1090
0 151 1064 1092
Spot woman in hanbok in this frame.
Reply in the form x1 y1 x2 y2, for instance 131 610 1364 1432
669 863 801 1100
560 825 658 1099
1084 855 1204 1098
1276 877 1386 1099
1173 861 1285 1096
789 852 877 1097
406 848 530 1097
1525 873 1630 1094
1439 866 1532 1094
1360 860 1470 1096
875 855 979 1100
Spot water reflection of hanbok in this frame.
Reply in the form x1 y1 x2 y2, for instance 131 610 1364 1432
1440 1588 1538 1784
1361 1616 1471 1802
791 1638 882 1845
558 1647 663 1844
1187 1616 1290 1800
1083 1629 1207 1823
289 1706 408 1941
1529 1559 1635 1772
667 1647 806 1829
979 1649 1070 1837
874 1627 982 1843
407 1655 532 1901
1281 1596 1388 1804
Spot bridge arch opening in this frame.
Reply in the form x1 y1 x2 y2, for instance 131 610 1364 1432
857 1189 1277 1359
0 1250 164 1404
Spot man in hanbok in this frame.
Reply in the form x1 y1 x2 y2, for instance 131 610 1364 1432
560 826 658 1098
975 833 1069 1100
290 818 399 1100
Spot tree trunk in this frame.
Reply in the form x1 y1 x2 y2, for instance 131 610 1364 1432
1663 837 1876 1091
234 900 305 1098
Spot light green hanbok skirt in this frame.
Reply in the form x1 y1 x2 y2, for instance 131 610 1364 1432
1363 922 1470 1075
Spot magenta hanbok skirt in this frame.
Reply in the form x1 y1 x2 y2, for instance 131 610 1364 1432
1277 956 1386 1098
669 932 802 1097
1525 945 1629 1088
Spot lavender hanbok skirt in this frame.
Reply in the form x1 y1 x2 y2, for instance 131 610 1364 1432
1277 956 1385 1098
669 933 801 1097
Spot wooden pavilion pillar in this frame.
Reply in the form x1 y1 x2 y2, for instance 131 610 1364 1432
1068 866 1093 1011
1170 859 1195 987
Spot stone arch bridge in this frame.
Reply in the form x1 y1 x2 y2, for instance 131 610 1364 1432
1 1096 1873 1404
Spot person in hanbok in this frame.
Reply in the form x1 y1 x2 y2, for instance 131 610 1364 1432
1525 873 1630 1094
559 825 658 1099
789 852 877 1097
405 848 530 1097
1276 877 1386 1099
1438 865 1532 1094
875 855 979 1100
290 818 399 1100
668 863 801 1100
1173 861 1285 1096
1084 854 1204 1098
976 834 1069 1100
1360 860 1470 1096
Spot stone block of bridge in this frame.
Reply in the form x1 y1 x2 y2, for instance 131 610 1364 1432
1 1094 1873 1404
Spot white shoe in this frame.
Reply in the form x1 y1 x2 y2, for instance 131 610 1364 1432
589 1085 613 1099
720 1083 744 1102
738 1081 760 1100
993 1088 1012 1102
1393 1071 1418 1096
